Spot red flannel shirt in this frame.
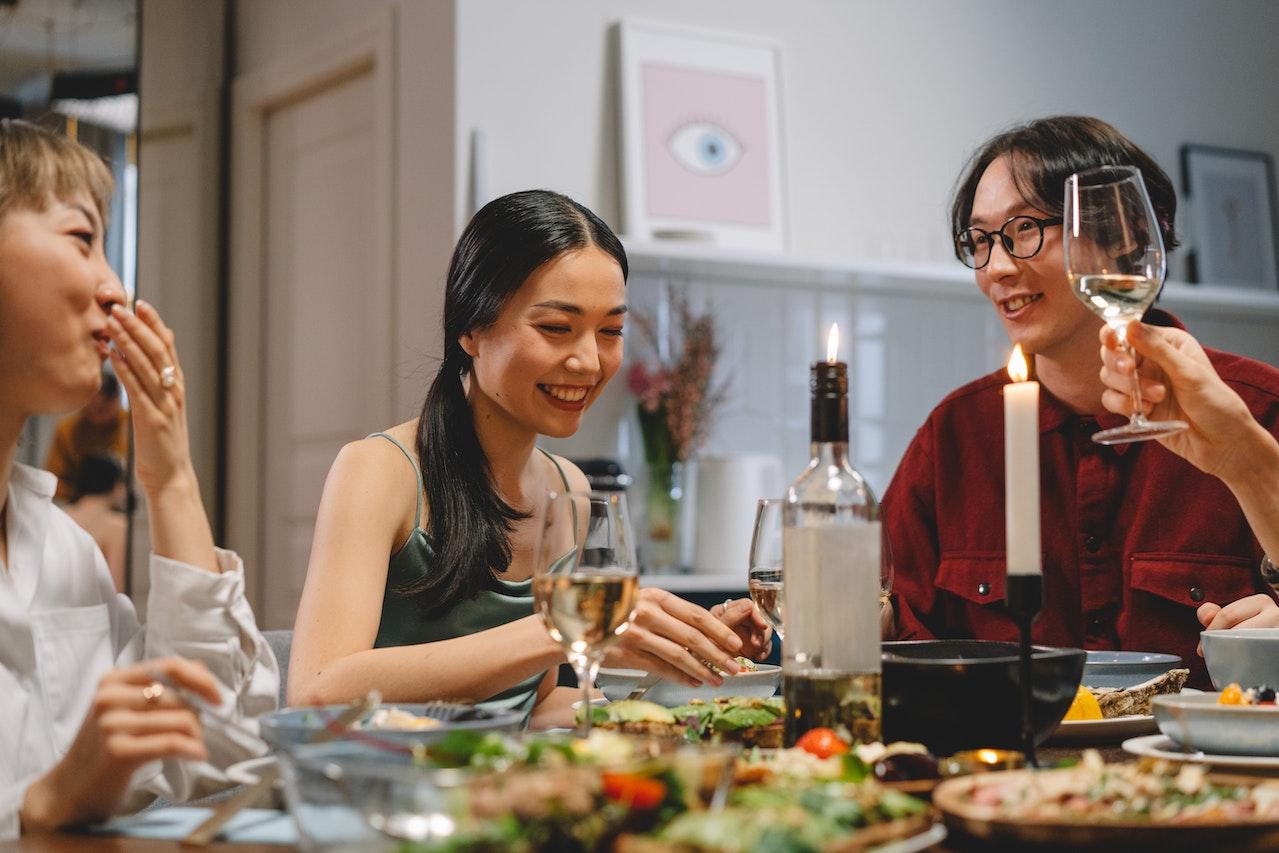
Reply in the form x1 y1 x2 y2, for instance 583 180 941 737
884 311 1279 688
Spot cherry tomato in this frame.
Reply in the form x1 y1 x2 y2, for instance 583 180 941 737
795 727 850 759
601 772 667 810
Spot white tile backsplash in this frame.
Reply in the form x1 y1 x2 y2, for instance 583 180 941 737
539 247 1279 567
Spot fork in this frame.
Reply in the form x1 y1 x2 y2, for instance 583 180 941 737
180 690 380 846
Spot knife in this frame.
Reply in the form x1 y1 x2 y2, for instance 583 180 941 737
624 672 661 701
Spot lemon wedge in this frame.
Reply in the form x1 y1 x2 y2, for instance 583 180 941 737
1063 685 1103 721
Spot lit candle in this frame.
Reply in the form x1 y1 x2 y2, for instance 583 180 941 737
827 322 840 365
1004 344 1041 576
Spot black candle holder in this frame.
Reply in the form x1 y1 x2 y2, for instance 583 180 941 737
1006 574 1044 767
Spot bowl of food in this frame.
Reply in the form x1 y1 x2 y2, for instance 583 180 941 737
1153 690 1279 756
596 660 780 706
881 640 1085 756
1082 650 1181 689
1201 628 1279 691
261 702 525 750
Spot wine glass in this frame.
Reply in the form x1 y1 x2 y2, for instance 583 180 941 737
1064 165 1188 444
533 489 640 735
747 499 785 641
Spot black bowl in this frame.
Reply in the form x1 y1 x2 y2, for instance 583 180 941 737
882 640 1085 756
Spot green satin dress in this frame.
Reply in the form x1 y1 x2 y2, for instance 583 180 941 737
369 432 569 721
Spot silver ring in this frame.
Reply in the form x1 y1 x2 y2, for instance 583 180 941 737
160 365 177 388
142 681 165 704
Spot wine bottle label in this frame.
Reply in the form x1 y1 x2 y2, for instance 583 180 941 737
781 523 881 673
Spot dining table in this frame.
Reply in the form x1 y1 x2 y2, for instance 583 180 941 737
0 744 1151 853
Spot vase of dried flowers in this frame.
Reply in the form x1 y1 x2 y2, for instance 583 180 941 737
627 292 724 573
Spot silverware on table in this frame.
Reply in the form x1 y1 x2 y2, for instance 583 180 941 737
624 673 661 701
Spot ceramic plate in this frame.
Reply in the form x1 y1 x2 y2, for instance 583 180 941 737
597 665 781 706
1123 734 1279 770
1046 713 1156 744
872 822 947 853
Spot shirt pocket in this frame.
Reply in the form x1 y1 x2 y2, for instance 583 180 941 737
936 554 1007 605
31 603 113 755
1129 552 1258 609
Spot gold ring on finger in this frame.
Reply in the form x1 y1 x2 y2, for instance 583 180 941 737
142 681 165 705
160 365 177 389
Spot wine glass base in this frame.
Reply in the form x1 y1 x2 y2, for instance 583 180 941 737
1091 419 1188 445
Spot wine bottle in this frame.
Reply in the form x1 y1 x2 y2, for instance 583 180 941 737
782 349 882 747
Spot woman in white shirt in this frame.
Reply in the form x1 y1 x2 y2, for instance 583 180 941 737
0 119 278 837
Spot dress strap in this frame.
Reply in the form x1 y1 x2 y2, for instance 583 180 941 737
538 447 572 490
368 432 424 530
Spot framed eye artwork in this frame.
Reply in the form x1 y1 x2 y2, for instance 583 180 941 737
617 19 787 252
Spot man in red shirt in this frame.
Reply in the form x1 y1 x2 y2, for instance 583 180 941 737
884 117 1279 687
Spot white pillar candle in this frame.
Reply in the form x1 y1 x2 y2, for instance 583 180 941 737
1004 344 1041 576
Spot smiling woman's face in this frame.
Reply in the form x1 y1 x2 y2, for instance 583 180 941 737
461 244 626 439
0 192 125 420
971 155 1100 360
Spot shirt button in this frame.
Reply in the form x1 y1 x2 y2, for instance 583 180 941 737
977 582 990 596
1189 586 1205 602
1084 536 1101 553
1087 615 1107 632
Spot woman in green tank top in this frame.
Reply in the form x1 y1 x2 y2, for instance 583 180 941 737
289 191 770 728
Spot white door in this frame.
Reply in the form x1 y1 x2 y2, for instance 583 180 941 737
256 66 393 628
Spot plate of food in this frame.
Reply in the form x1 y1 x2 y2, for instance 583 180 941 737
935 750 1279 849
283 726 944 852
1046 668 1189 744
580 696 786 747
597 659 780 706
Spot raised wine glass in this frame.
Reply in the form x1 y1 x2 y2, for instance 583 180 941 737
1064 165 1188 444
533 489 640 735
747 498 785 641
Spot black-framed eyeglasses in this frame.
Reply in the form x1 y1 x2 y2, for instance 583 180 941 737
955 215 1064 270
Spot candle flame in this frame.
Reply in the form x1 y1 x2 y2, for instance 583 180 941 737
826 323 840 364
1007 344 1030 383
977 749 1002 764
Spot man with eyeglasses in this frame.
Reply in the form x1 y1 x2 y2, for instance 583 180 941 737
882 116 1279 689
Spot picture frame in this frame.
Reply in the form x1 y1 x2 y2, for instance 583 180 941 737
617 19 786 252
1180 144 1279 290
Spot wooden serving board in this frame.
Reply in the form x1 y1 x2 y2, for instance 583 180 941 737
933 768 1279 850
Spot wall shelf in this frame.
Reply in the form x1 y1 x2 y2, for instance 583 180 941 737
623 238 1279 317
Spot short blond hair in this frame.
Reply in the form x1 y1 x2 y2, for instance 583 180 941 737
0 118 114 224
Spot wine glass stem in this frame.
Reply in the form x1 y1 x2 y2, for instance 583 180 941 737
572 654 601 736
1119 329 1148 426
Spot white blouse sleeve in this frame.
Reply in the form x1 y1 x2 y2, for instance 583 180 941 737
123 548 280 803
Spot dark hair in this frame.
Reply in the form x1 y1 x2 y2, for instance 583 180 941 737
72 453 123 500
950 116 1180 261
406 190 627 613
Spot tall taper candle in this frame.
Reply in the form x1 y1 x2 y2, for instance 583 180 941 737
1004 344 1041 576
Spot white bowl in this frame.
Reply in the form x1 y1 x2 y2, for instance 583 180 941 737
1152 692 1279 756
1201 628 1279 690
596 665 780 707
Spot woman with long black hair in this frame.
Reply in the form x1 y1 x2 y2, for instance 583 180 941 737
290 190 768 727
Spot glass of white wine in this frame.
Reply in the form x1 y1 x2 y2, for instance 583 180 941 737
1064 165 1188 445
747 499 785 641
532 489 640 735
